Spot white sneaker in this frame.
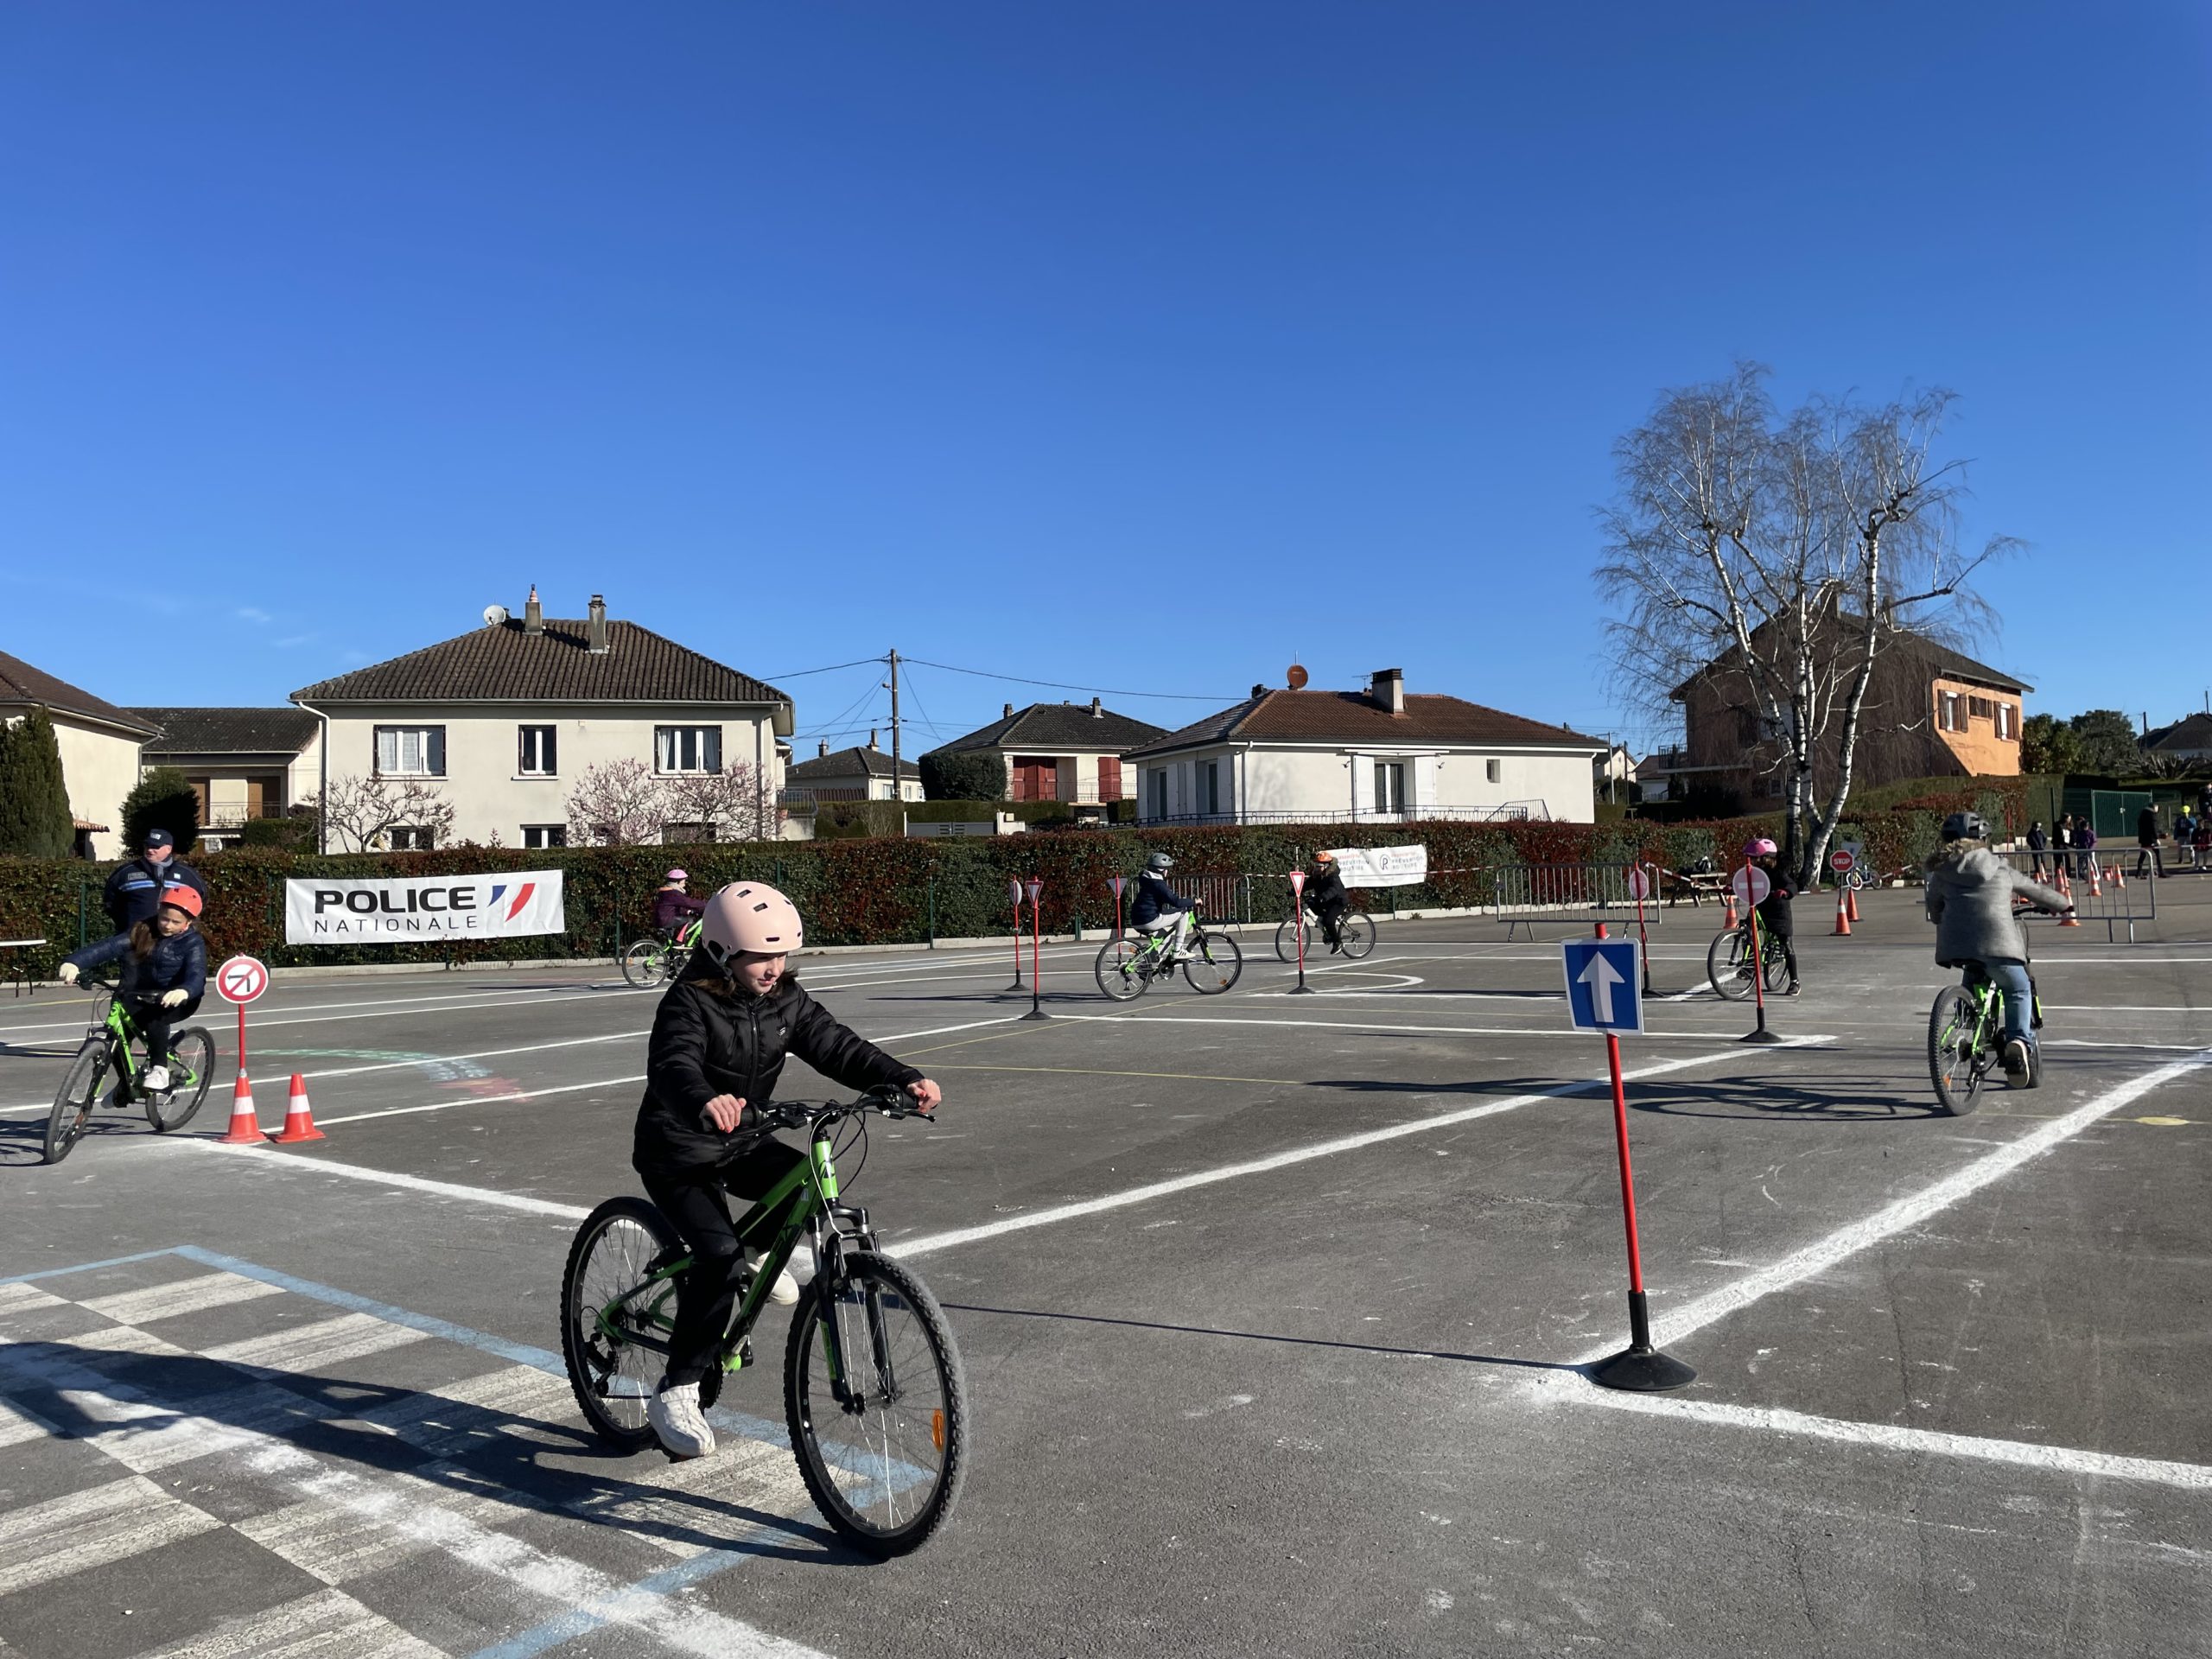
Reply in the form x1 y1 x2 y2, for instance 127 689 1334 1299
2001 1039 2031 1087
142 1065 171 1093
746 1251 800 1306
648 1382 715 1459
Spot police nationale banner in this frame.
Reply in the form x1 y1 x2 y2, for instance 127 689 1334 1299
1323 844 1427 888
284 871 567 944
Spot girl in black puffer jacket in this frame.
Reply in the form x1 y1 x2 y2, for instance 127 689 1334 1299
59 886 208 1091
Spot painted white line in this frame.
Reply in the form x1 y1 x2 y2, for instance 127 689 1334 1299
201 1311 429 1371
79 1272 286 1325
1057 1012 1835 1045
169 1140 593 1218
891 1043 1822 1259
1535 1379 2212 1491
123 1586 448 1659
1575 1046 2212 1363
0 1474 224 1594
289 1027 652 1081
0 981 632 1039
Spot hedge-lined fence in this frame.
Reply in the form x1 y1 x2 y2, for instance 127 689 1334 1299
0 783 2007 977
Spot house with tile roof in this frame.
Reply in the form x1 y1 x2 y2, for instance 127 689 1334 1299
922 699 1167 815
1 650 160 858
290 589 793 850
786 734 924 803
2141 712 2212 765
1123 670 1605 824
129 708 323 851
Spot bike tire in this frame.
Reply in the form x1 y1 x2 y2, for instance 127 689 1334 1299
1706 931 1754 1001
562 1196 684 1450
1182 931 1243 995
145 1028 215 1131
785 1249 969 1557
1095 938 1149 1001
620 941 667 989
1764 947 1792 994
1338 912 1376 960
1928 985 1984 1116
1273 918 1303 963
45 1041 107 1165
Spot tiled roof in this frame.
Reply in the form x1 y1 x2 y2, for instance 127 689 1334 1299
1924 646 2031 694
2144 712 2212 753
1126 690 1605 758
130 707 321 756
1671 624 2031 698
788 746 919 782
927 702 1168 757
0 651 159 736
291 620 789 706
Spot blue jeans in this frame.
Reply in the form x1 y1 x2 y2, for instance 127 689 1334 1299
1967 958 2034 1046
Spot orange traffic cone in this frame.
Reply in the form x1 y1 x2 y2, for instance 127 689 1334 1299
1723 889 1739 930
219 1072 268 1145
1831 887 1852 936
1845 885 1860 924
2112 862 2126 891
2056 868 2082 925
272 1072 324 1143
2088 862 2102 898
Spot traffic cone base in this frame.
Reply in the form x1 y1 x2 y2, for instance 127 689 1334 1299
272 1072 324 1144
219 1072 268 1146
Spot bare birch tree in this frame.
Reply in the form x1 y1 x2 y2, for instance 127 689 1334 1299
1599 363 2014 883
662 762 768 842
309 774 458 853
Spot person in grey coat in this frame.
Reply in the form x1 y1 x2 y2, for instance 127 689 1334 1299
1925 810 2073 1085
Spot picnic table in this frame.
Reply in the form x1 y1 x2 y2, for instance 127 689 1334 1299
1 938 48 997
1659 870 1729 908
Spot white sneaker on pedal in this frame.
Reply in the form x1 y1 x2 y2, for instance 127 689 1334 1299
745 1251 800 1305
648 1382 715 1459
142 1065 170 1093
2001 1039 2031 1086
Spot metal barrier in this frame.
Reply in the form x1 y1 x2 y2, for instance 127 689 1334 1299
1489 863 1666 941
1987 849 2156 944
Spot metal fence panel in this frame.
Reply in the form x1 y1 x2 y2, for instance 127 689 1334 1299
1985 848 2155 943
1489 862 1666 939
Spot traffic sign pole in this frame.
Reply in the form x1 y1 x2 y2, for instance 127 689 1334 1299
1287 868 1313 995
1006 879 1026 992
1022 877 1049 1021
1627 863 1655 995
1742 907 1783 1044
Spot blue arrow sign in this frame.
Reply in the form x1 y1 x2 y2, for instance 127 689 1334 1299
1562 938 1643 1033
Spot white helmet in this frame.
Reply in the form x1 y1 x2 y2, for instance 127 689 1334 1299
700 882 804 966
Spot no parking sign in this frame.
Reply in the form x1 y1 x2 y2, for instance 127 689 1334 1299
216 955 268 1077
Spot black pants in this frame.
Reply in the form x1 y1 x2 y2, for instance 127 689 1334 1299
1312 899 1346 949
125 995 200 1068
642 1141 808 1389
2137 843 2164 877
1767 931 1798 983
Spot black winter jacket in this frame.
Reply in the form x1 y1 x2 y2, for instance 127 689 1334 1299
632 966 922 1178
1305 865 1349 913
66 928 207 1002
103 857 209 931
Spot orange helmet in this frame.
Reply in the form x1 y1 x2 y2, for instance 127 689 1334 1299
700 882 804 966
158 885 204 918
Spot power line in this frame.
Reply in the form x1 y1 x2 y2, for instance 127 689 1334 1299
899 654 1233 702
760 656 887 680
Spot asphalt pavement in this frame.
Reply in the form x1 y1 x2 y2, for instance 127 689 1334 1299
2 876 2207 1657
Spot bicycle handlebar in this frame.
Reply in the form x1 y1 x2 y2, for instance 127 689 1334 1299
755 1088 936 1131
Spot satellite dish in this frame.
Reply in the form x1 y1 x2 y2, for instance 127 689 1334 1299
483 604 511 627
1287 663 1309 690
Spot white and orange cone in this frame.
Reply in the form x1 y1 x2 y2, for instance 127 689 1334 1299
2056 867 2082 925
1845 885 1860 925
2088 862 2102 898
219 1072 268 1145
272 1072 324 1144
2112 862 2126 891
1831 886 1852 937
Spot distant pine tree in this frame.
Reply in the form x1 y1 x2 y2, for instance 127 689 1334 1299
122 766 201 855
0 708 76 858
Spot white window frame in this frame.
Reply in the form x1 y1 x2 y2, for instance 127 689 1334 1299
522 823 567 849
1374 760 1406 815
374 726 446 778
518 725 558 777
655 725 723 776
1485 757 1502 785
387 824 435 851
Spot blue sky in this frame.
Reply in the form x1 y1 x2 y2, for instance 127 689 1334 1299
4 3 2206 756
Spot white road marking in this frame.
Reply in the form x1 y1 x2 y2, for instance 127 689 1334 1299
1057 1012 1835 1045
0 1281 67 1315
168 1141 591 1218
1573 1046 2212 1363
0 1474 224 1594
79 1272 286 1325
890 1043 1823 1259
201 1311 431 1371
0 982 635 1040
123 1586 447 1659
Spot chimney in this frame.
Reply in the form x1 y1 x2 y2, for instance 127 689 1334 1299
1251 683 1268 698
817 740 829 759
1371 668 1405 715
587 594 608 653
1003 702 1014 719
1091 696 1103 718
524 584 543 635
868 728 880 750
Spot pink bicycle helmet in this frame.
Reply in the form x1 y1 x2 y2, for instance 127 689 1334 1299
1742 837 1778 858
664 868 688 882
700 882 804 964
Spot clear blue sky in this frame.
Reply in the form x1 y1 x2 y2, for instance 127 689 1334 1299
4 3 2206 756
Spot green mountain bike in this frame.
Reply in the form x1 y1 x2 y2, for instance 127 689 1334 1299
620 922 699 989
46 970 215 1164
561 1088 969 1556
1705 922 1790 1001
1094 906 1243 1001
1929 946 2049 1116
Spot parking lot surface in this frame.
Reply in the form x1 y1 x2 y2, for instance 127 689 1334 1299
3 881 2208 1657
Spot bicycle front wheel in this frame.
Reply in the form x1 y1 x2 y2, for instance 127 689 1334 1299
1928 986 1985 1116
1273 917 1304 963
1706 931 1754 1001
1338 912 1376 960
146 1028 215 1131
620 941 667 989
785 1250 968 1556
1182 931 1243 995
1095 938 1149 1001
562 1196 683 1449
46 1041 108 1165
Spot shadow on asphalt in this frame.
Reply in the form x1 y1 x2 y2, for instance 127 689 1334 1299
1628 1073 1942 1122
938 1301 1578 1376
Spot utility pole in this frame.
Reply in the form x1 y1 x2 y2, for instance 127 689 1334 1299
886 650 902 797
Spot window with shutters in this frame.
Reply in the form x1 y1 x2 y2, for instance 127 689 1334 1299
374 727 446 777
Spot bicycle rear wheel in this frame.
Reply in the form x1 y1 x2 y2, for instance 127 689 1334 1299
1928 986 1986 1116
146 1028 215 1131
1273 917 1304 963
1095 939 1149 1001
1338 912 1376 960
45 1042 108 1165
785 1250 968 1556
562 1196 683 1449
1706 931 1754 1001
620 941 667 989
1182 931 1243 995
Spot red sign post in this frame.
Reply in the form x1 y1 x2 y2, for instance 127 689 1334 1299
1625 863 1655 995
1287 868 1314 995
1022 877 1049 1020
1108 875 1127 938
215 955 270 1078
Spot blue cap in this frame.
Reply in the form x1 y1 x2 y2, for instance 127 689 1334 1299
143 828 175 849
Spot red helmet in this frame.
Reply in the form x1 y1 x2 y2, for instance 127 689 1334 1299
158 885 204 918
1742 837 1778 859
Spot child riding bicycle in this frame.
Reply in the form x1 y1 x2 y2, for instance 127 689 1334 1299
1741 837 1801 996
57 885 207 1096
631 880 941 1461
1304 849 1351 953
652 868 706 945
1924 811 2073 1086
1128 850 1196 959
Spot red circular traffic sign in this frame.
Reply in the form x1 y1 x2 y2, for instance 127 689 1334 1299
216 955 270 1005
1730 865 1772 908
1828 849 1855 873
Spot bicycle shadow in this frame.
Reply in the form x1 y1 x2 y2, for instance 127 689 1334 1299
0 1100 162 1166
1627 1072 1942 1122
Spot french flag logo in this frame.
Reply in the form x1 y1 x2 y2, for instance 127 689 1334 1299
486 882 537 921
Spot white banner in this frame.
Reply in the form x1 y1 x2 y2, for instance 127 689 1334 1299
285 870 567 944
1325 844 1427 887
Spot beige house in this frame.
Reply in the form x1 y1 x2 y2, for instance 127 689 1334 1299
922 699 1166 817
1127 669 1603 825
786 735 924 804
291 591 793 850
1 650 156 859
130 709 323 852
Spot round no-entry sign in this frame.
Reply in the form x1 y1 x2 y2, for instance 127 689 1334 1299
217 955 270 1004
1625 865 1652 901
1730 865 1772 908
1828 849 1855 874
